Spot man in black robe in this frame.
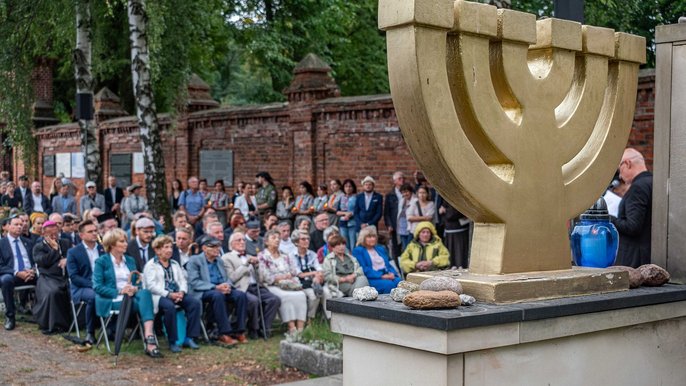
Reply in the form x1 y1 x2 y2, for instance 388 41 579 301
32 220 72 334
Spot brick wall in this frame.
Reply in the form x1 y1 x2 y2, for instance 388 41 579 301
28 58 656 211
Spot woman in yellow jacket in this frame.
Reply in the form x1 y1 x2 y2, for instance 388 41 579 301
399 221 450 274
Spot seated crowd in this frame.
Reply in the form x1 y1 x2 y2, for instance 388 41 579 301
0 170 470 356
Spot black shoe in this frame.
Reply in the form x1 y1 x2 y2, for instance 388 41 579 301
4 317 15 331
85 333 96 345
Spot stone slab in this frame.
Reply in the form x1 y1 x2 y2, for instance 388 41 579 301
406 267 629 303
327 284 686 331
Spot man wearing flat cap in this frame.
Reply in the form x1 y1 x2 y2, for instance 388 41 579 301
122 184 148 224
244 220 264 256
187 235 249 346
354 176 383 230
126 217 157 271
80 181 106 214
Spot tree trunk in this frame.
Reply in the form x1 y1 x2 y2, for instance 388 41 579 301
128 0 172 228
74 0 102 186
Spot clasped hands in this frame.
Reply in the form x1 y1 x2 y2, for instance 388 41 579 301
338 273 357 283
415 261 433 272
168 291 185 303
215 283 232 295
120 284 138 296
16 269 35 282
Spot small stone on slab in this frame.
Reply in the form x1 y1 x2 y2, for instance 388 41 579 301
638 264 670 287
390 287 411 302
397 281 420 292
459 294 476 306
419 276 463 294
352 286 379 301
614 266 644 288
403 290 461 309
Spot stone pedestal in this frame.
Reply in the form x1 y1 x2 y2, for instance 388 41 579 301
329 285 686 385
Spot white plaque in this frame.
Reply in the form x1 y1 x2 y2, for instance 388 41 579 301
133 152 144 173
71 152 85 178
55 153 71 177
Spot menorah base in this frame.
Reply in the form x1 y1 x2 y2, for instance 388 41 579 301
406 267 629 303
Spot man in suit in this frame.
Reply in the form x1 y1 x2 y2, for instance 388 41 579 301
354 176 384 230
103 176 124 216
612 148 653 268
222 231 280 339
126 217 157 272
0 216 36 330
61 214 81 246
66 219 104 344
205 221 230 255
80 181 107 214
171 227 197 268
187 236 249 346
14 175 29 201
384 172 405 258
244 220 264 256
51 184 76 215
23 181 52 216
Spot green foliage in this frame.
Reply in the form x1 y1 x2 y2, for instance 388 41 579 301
216 0 389 104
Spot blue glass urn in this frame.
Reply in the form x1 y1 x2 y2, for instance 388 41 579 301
570 197 619 268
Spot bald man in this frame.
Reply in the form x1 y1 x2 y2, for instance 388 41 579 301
612 148 652 268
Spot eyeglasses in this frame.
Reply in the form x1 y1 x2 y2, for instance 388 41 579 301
87 186 96 189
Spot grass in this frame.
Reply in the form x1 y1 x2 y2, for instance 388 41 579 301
300 318 342 348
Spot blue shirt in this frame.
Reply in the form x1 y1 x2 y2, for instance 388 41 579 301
179 189 204 216
207 258 225 285
61 196 70 212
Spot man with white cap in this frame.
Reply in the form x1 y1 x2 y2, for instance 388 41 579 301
354 176 383 230
79 181 106 214
126 216 157 271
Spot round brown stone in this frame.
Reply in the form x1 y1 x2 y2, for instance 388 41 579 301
402 290 461 309
637 264 670 287
613 266 644 288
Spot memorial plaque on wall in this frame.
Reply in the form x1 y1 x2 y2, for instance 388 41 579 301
200 150 233 186
110 153 132 188
43 155 55 177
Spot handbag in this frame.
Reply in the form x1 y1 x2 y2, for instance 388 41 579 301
278 278 303 291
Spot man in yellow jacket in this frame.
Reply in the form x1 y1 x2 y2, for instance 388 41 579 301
399 221 450 274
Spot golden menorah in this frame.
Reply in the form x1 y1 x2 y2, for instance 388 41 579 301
380 0 645 276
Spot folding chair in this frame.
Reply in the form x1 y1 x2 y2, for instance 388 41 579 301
13 285 36 320
67 300 86 338
96 309 144 354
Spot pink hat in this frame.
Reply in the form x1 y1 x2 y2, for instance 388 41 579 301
42 220 58 228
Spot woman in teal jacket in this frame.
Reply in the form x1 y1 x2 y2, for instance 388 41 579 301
93 228 161 358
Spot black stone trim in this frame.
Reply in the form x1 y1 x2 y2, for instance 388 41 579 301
327 285 686 331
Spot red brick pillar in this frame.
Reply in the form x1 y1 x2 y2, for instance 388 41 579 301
285 54 340 185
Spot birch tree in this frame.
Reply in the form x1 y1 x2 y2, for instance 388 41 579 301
128 0 171 226
74 0 102 185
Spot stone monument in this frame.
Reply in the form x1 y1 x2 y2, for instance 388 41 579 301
379 0 645 302
328 4 686 385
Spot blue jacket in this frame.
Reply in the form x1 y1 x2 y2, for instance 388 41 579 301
93 254 139 317
66 242 105 294
186 253 232 300
354 192 383 229
51 195 77 215
0 236 35 276
352 245 399 280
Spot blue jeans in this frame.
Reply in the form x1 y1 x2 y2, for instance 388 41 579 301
340 226 358 251
400 234 413 252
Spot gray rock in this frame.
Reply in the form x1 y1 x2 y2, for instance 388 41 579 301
637 264 670 287
613 266 644 288
397 281 420 292
390 287 411 302
352 286 378 301
280 341 342 376
403 290 461 309
459 294 476 306
419 276 463 294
